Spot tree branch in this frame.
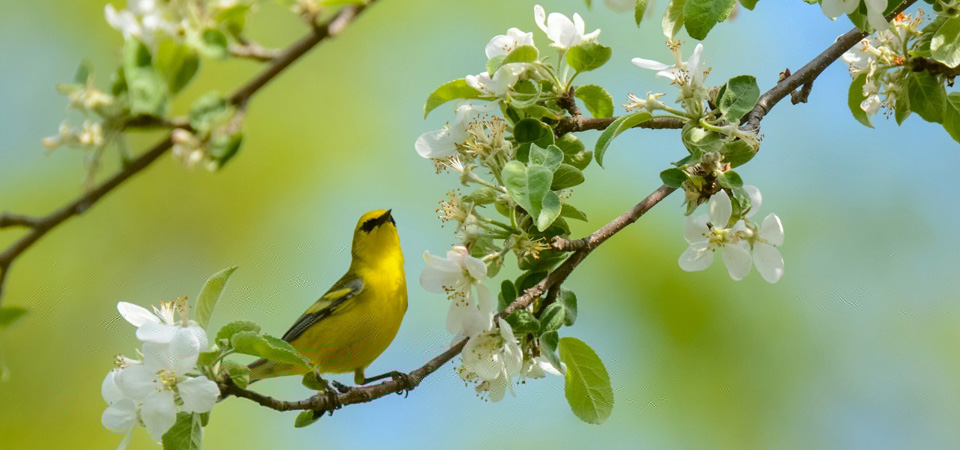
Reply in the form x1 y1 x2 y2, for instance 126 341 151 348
220 4 927 416
0 1 379 306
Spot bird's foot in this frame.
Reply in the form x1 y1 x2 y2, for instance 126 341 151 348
390 372 415 398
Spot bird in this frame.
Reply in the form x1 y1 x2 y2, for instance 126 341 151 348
247 209 408 388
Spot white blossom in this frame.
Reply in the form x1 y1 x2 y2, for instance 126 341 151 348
101 370 137 450
632 42 709 94
864 0 890 31
459 318 523 402
533 4 600 50
117 299 208 358
751 213 785 283
820 0 859 19
420 246 494 337
465 64 524 99
485 28 535 60
679 190 752 280
104 0 181 45
415 101 497 160
520 355 563 381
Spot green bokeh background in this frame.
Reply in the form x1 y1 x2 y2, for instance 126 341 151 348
1 0 959 448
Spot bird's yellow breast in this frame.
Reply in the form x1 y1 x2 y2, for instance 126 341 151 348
290 256 407 374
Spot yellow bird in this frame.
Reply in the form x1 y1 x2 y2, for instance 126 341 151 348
248 209 408 386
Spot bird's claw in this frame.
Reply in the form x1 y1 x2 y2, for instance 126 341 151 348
391 372 415 398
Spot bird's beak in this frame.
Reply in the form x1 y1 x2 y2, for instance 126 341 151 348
378 209 395 227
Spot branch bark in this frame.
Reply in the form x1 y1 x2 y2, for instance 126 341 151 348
0 1 378 305
220 3 924 415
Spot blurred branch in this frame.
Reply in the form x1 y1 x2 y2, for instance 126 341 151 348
230 43 282 62
0 1 379 305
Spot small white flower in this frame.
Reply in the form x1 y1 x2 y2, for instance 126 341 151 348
485 28 535 60
632 42 708 90
533 4 600 50
624 91 666 113
860 94 882 115
101 369 137 450
105 5 143 40
420 246 494 337
113 343 218 440
104 0 181 45
415 101 498 160
460 319 523 402
465 64 524 99
117 299 208 356
752 213 785 283
678 190 752 280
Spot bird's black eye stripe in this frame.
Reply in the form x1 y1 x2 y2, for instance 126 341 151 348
360 218 378 233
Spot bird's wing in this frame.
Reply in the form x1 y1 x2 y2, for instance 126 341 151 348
280 275 364 342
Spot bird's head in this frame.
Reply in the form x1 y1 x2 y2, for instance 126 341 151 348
351 209 401 263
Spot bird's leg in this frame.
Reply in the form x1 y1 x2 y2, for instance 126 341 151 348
330 380 352 394
356 368 415 397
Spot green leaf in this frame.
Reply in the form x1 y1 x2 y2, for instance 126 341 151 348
719 140 757 168
894 94 911 125
564 150 593 171
499 280 517 311
943 93 960 144
486 55 506 77
718 75 760 122
717 170 743 188
662 0 686 38
659 167 688 188
932 17 960 68
559 337 614 424
464 187 499 205
294 410 320 428
505 310 540 335
301 371 326 391
216 320 261 342
156 41 200 96
740 0 759 10
74 60 92 84
514 118 555 148
574 85 614 118
566 42 612 73
906 71 946 124
559 289 578 326
216 4 251 35
681 124 723 156
682 0 736 40
848 74 874 128
540 330 562 372
594 112 652 167
538 191 562 231
209 132 244 169
221 361 250 388
556 133 585 155
529 144 564 171
539 303 566 334
123 38 167 116
489 45 539 76
502 161 553 221
551 164 585 190
162 413 203 450
0 307 27 329
635 0 648 26
423 79 483 118
560 203 588 222
231 332 311 366
194 266 237 330
189 93 230 134
199 29 229 59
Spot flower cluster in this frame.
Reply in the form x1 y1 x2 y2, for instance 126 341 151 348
840 11 925 120
101 298 219 448
679 187 784 283
104 0 245 48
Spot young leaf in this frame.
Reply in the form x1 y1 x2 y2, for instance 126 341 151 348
566 42 612 72
189 93 230 134
719 140 757 168
558 337 614 424
302 371 326 391
294 410 320 428
74 60 92 84
594 112 652 167
209 132 244 169
574 85 614 118
123 38 167 116
848 74 874 128
538 190 562 231
559 289 578 326
529 144 564 171
502 161 553 220
539 330 562 372
659 167 688 188
539 303 566 334
943 93 960 144
491 45 539 75
193 266 237 330
216 320 261 342
564 150 593 171
662 0 686 38
560 203 588 222
499 280 518 311
216 3 250 35
463 187 499 205
739 0 759 10
221 361 251 388
551 164 585 190
906 71 946 124
556 133 585 155
514 118 555 148
199 29 229 59
156 41 200 96
231 332 311 366
0 307 27 329
506 310 540 335
162 413 203 450
682 0 736 40
423 79 483 118
635 0 648 26
717 170 743 188
718 75 760 122
931 17 960 68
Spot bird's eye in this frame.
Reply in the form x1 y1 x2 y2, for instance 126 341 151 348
359 218 378 233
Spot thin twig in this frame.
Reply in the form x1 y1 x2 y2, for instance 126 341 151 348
555 116 686 137
0 1 378 306
229 43 282 62
0 213 41 229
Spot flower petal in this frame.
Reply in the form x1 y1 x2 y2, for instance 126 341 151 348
708 190 732 229
446 303 466 335
720 243 752 281
534 5 548 34
631 57 671 71
753 243 784 283
114 364 157 401
117 302 159 327
684 214 710 244
820 0 859 18
141 390 177 442
414 128 456 159
420 266 461 294
136 322 178 344
743 185 761 218
102 370 126 404
178 376 220 413
102 398 138 433
678 242 714 272
759 213 784 246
